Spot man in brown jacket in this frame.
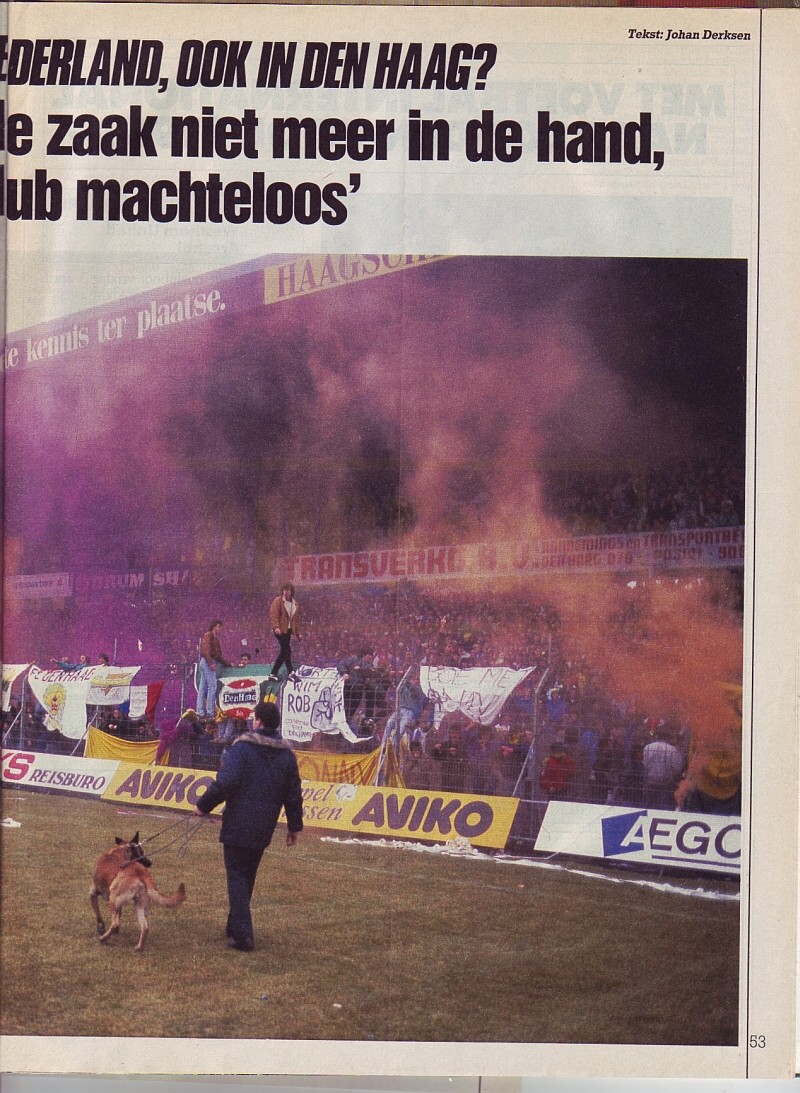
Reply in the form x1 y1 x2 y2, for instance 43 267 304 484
197 619 232 717
268 583 301 681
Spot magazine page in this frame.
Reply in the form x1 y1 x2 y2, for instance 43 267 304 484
1 2 797 1080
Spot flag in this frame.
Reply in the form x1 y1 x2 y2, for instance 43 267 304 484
128 682 164 720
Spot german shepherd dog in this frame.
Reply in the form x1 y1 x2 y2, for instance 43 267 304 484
90 832 186 952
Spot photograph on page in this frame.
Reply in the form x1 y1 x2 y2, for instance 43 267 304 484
0 3 797 1079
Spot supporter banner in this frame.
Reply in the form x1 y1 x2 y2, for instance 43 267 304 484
421 666 534 727
2 664 30 711
535 800 741 875
1 749 118 797
295 745 403 788
280 526 745 584
280 667 364 744
87 666 141 706
215 665 279 719
6 573 72 599
84 727 159 765
26 665 99 739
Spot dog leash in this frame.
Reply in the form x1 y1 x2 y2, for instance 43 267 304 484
141 815 206 860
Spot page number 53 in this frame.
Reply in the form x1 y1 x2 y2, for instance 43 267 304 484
749 1034 767 1048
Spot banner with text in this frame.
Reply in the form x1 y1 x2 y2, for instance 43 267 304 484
87 666 142 706
215 664 280 719
26 665 100 739
6 573 72 599
535 800 741 875
1 749 119 797
102 760 519 848
421 666 534 727
280 666 365 744
280 527 745 585
295 745 403 788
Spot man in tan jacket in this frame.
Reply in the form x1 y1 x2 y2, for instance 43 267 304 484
268 583 301 681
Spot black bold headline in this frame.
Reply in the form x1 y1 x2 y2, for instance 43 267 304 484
1 37 667 225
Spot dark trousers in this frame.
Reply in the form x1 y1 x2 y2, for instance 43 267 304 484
223 843 265 944
271 630 293 676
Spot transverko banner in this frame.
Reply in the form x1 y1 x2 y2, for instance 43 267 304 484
279 526 745 585
535 800 741 875
421 666 534 727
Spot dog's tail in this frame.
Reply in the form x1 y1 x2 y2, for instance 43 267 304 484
147 880 187 908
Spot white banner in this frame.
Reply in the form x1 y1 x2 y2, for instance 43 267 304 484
2 664 30 712
26 666 99 740
1 749 119 796
86 666 141 706
535 800 740 875
421 666 533 727
280 667 363 744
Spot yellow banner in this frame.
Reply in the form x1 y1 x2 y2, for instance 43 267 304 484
296 746 403 788
102 761 217 811
300 782 519 848
264 254 448 306
101 762 518 848
85 726 158 765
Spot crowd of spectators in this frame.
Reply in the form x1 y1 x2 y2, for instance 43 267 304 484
543 457 744 537
17 456 743 576
4 569 742 816
6 452 743 816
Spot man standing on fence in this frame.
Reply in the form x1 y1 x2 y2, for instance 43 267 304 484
197 619 232 718
268 583 302 681
194 701 304 952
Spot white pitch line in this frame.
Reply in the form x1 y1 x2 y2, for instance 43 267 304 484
319 835 740 903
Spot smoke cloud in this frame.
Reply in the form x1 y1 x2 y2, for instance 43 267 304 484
5 256 746 768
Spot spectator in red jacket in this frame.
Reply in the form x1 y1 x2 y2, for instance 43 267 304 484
540 741 576 801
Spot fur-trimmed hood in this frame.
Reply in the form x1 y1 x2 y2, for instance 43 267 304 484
234 731 293 751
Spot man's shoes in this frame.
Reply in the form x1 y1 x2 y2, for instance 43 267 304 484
226 937 254 952
286 671 300 682
268 674 279 682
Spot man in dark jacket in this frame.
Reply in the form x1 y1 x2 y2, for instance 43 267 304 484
194 701 304 951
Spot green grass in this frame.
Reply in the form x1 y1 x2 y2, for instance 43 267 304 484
0 790 739 1044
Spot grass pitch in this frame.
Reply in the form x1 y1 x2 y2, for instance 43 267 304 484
0 790 739 1044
